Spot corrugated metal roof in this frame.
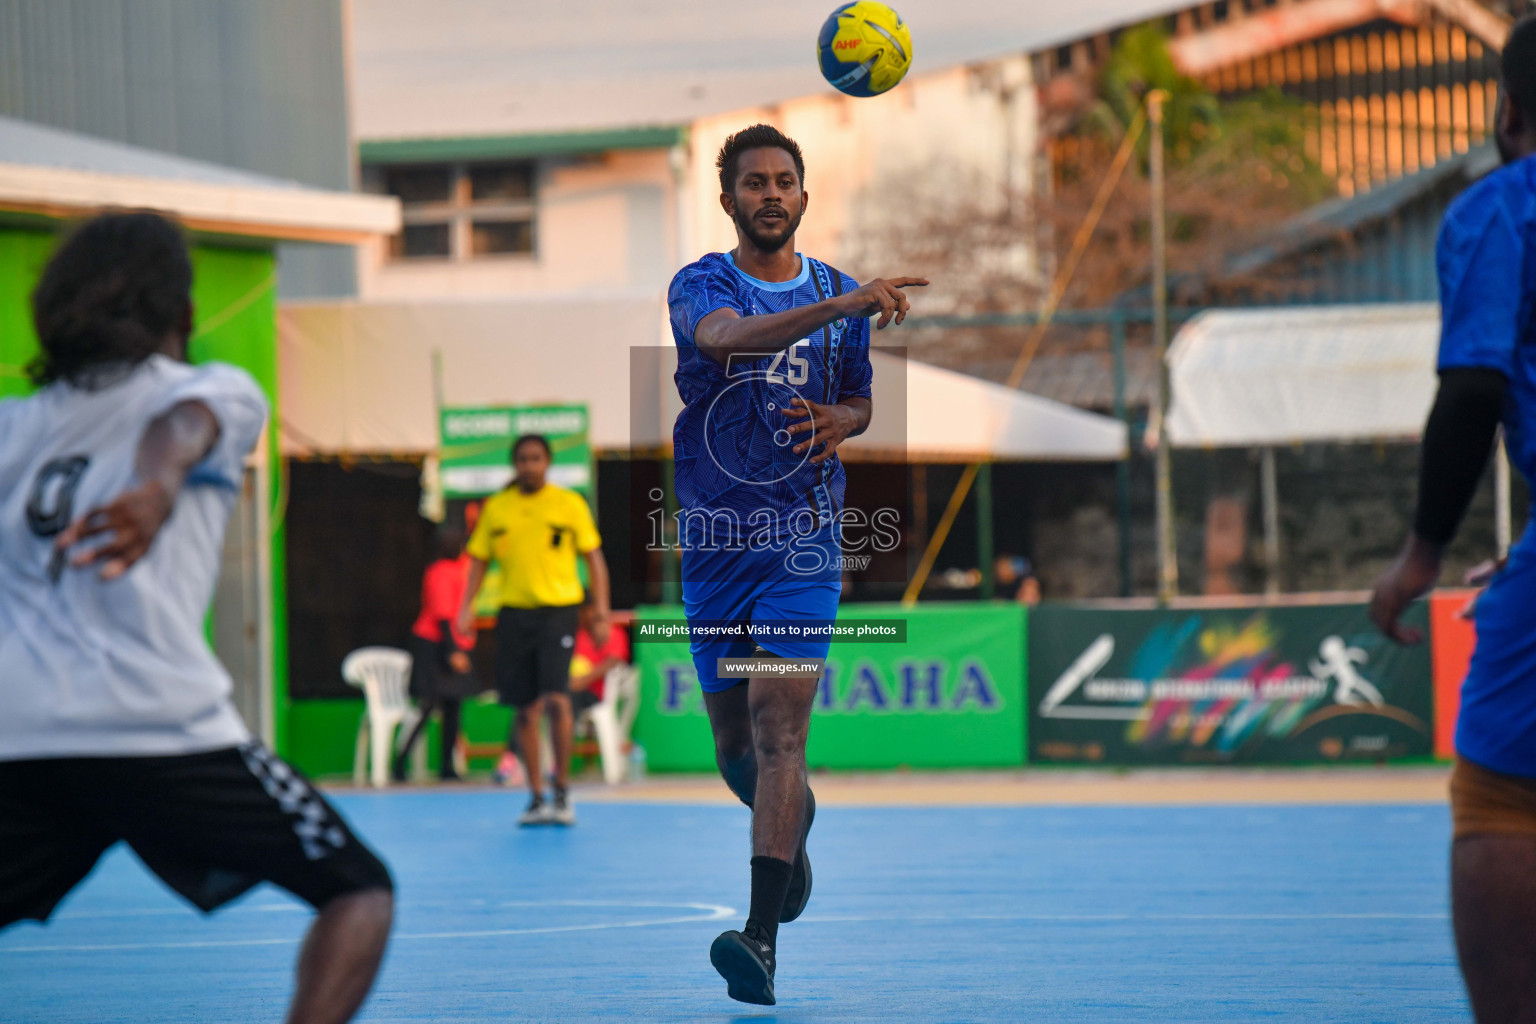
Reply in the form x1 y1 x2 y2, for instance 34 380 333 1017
0 114 400 244
353 0 1195 142
0 0 359 296
0 0 352 192
0 113 308 190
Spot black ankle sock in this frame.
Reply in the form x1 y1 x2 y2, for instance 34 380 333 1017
746 855 794 946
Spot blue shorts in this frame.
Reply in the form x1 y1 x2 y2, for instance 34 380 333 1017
1456 537 1536 777
681 530 841 693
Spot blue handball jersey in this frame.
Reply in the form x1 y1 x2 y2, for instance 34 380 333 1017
667 252 872 539
1435 152 1536 777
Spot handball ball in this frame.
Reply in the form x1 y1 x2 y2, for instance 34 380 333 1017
817 2 912 98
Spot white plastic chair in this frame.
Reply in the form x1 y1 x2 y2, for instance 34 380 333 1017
341 647 422 787
531 664 640 785
581 664 640 785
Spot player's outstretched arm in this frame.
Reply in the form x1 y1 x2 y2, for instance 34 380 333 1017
55 400 220 580
695 276 927 364
1369 367 1507 643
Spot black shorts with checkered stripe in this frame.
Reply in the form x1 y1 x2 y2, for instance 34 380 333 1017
0 742 392 928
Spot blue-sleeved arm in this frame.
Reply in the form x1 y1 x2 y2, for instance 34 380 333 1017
668 259 748 346
837 311 873 401
1437 186 1526 377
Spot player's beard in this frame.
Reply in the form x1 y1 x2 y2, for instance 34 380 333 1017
734 204 802 253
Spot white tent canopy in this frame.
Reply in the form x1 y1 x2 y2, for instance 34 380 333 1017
1159 302 1515 588
1166 303 1441 448
277 298 1127 462
891 352 1128 461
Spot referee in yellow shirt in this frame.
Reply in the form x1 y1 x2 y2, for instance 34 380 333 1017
458 434 610 826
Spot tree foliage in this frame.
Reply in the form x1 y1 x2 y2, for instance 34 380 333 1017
845 25 1335 333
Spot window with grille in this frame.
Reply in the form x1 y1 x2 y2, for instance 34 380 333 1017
368 161 537 261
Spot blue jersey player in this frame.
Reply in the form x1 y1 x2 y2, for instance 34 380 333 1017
667 124 925 1006
1371 17 1536 1022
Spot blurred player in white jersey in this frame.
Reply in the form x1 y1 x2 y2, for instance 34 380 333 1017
0 212 394 1024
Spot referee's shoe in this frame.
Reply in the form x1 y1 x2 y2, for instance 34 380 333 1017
518 795 553 826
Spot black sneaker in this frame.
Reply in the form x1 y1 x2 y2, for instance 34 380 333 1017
780 786 815 923
710 929 775 1005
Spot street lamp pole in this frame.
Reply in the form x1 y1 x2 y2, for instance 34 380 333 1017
1149 90 1178 605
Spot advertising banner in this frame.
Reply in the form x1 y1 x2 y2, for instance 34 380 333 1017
439 403 592 500
1029 602 1433 765
632 603 1026 772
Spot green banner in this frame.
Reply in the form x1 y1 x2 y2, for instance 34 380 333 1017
439 403 592 500
1028 602 1433 765
632 602 1026 771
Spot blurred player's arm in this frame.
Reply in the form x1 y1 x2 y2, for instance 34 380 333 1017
56 400 220 580
1370 368 1507 643
1373 189 1524 644
456 557 488 640
694 276 928 365
582 548 612 646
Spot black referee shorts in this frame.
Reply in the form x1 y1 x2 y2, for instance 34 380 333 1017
495 604 580 709
0 742 392 928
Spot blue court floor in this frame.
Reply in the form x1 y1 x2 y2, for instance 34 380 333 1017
0 790 1465 1023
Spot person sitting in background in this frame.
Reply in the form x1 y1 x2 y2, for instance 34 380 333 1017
994 554 1042 605
569 598 631 718
394 524 484 782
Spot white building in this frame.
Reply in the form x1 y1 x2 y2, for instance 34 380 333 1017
347 0 1188 302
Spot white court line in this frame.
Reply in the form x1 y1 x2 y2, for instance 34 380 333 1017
51 898 704 922
4 906 1448 953
0 901 736 954
797 911 1448 924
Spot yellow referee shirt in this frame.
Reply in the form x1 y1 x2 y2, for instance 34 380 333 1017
467 484 600 609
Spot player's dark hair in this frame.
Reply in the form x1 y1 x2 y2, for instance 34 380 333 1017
511 434 551 461
1505 15 1536 116
716 124 806 194
29 211 193 388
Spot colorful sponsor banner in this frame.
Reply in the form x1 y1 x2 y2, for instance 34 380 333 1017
439 403 591 500
632 603 1026 771
1029 602 1433 765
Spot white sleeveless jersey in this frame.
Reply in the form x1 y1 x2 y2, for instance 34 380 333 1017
0 356 268 759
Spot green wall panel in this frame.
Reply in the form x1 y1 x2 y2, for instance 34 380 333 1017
632 603 1028 772
287 698 514 780
0 226 55 400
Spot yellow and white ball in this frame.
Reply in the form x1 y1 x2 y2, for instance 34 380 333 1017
817 2 912 98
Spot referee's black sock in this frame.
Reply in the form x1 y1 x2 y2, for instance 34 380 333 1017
745 855 793 947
